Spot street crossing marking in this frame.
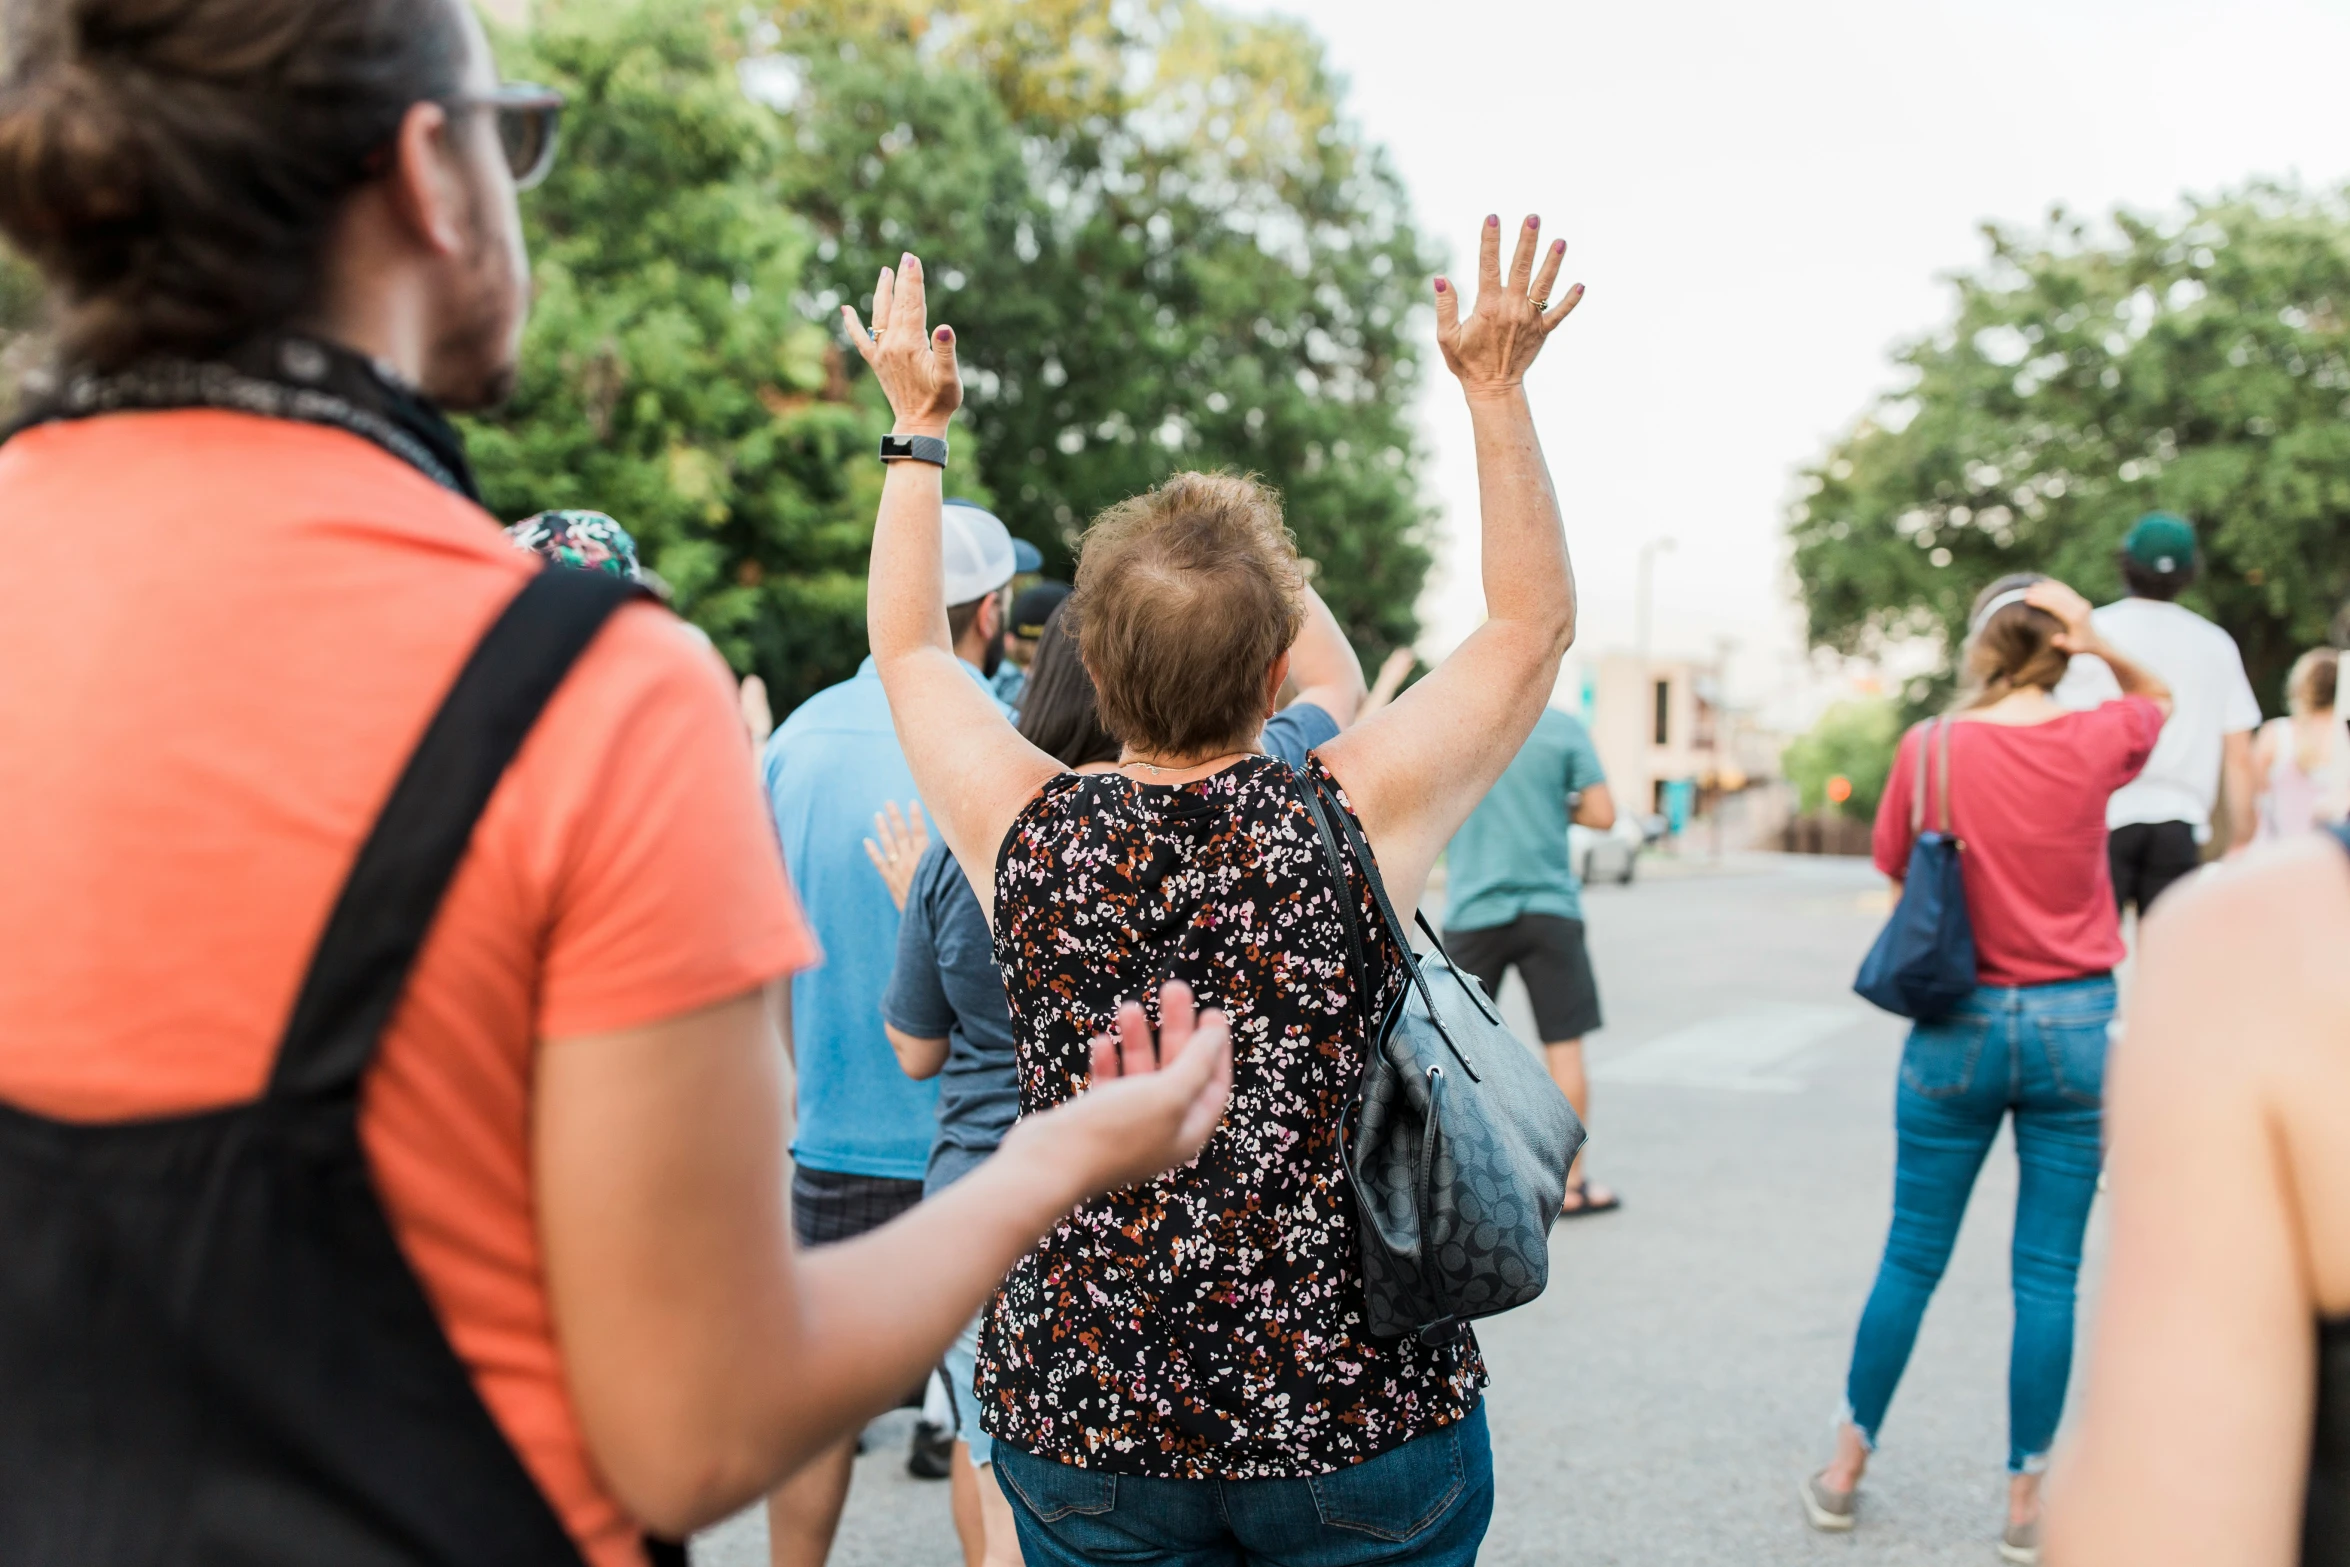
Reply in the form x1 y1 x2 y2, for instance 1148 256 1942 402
1591 1003 1871 1093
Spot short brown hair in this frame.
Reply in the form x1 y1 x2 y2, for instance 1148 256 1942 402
1958 573 2068 709
0 0 466 369
1071 471 1305 757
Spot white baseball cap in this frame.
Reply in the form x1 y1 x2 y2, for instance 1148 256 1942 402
940 499 1043 605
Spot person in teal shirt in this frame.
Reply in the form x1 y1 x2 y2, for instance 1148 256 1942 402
1442 705 1620 1215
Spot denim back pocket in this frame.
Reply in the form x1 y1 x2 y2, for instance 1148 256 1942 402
2034 1015 2110 1107
1899 1013 1992 1100
996 1447 1117 1525
1307 1422 1465 1541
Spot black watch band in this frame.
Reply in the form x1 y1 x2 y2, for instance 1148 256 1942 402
879 433 948 468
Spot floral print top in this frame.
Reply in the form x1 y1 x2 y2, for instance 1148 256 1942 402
975 753 1485 1478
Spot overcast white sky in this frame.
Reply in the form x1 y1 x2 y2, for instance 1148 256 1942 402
1246 0 2350 715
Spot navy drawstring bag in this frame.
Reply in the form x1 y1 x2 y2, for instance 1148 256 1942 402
1853 716 1976 1020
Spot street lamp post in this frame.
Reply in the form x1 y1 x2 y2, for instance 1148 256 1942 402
1634 535 1677 661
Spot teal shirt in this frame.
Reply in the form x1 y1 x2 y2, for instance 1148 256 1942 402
1442 708 1608 931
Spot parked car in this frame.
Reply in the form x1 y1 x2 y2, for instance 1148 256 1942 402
1569 817 1647 886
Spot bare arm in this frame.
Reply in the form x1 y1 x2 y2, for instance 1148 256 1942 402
1572 780 1615 830
1285 583 1367 727
885 1020 950 1081
2046 867 2316 1567
848 257 1059 923
1319 214 1583 912
537 983 1230 1535
2222 728 2259 851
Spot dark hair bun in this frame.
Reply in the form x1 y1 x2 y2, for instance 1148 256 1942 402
0 0 467 369
0 58 151 248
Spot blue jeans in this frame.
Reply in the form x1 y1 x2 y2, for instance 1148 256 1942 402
1844 976 2112 1474
993 1403 1492 1567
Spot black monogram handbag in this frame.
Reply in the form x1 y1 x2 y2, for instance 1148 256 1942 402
1295 767 1585 1343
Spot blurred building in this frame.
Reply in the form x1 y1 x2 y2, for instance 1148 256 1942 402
1588 652 1787 840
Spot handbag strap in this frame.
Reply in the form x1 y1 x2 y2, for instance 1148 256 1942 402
1292 764 1497 1065
1909 716 1955 837
1293 766 1371 1024
1936 714 1955 835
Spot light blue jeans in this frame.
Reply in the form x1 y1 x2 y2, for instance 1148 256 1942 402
942 1312 991 1468
1843 975 2113 1474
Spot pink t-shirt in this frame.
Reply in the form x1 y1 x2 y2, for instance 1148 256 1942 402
1873 699 2164 987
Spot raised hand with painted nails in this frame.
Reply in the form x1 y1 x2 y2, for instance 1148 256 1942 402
1433 211 1585 402
842 254 962 439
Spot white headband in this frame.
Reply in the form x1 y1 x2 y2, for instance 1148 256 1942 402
1969 587 2034 634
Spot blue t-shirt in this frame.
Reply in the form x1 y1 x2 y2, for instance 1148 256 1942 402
762 656 1009 1180
882 841 1019 1196
1442 707 1608 931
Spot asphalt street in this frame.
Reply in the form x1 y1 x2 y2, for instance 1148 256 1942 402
696 851 2105 1566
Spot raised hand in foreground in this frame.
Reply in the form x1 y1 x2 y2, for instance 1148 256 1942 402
1433 212 1584 400
1013 980 1233 1197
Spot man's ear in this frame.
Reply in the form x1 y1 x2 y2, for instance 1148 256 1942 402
382 100 469 258
981 589 1007 640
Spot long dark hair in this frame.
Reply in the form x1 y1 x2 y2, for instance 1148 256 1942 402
0 0 466 368
1017 601 1120 768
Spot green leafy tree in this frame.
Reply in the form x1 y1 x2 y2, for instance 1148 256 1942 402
760 0 1437 656
466 1 901 706
0 246 43 404
1781 698 1901 820
1791 183 2350 713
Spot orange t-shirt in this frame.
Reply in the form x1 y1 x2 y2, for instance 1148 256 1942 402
0 411 819 1567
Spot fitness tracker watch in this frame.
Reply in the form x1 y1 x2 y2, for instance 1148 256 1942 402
878 433 949 468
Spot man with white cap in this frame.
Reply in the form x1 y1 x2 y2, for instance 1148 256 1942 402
758 497 1036 1567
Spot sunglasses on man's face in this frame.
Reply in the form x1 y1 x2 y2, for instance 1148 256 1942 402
448 82 565 191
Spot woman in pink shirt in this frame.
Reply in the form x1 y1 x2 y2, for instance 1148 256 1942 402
1801 576 2169 1563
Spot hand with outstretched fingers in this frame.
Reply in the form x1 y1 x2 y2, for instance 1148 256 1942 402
862 800 929 914
2024 578 2099 655
737 674 773 748
1013 980 1234 1197
841 252 962 438
1362 647 1418 717
1433 213 1584 402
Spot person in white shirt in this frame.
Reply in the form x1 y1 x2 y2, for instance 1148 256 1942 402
2053 512 2262 915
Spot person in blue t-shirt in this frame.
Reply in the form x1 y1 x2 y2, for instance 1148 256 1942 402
758 497 1035 1567
1441 705 1620 1216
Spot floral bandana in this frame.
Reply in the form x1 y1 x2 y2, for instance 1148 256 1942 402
505 510 649 584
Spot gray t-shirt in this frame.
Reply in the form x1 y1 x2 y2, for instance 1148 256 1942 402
883 840 1020 1195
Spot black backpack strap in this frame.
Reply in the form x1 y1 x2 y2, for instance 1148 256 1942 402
268 566 649 1102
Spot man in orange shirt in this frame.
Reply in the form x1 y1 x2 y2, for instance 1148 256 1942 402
0 2 1230 1564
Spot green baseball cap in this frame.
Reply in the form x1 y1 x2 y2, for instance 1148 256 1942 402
2123 511 2198 574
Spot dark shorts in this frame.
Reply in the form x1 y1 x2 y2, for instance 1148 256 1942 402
1442 913 1602 1044
2108 820 2202 916
791 1165 925 1249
